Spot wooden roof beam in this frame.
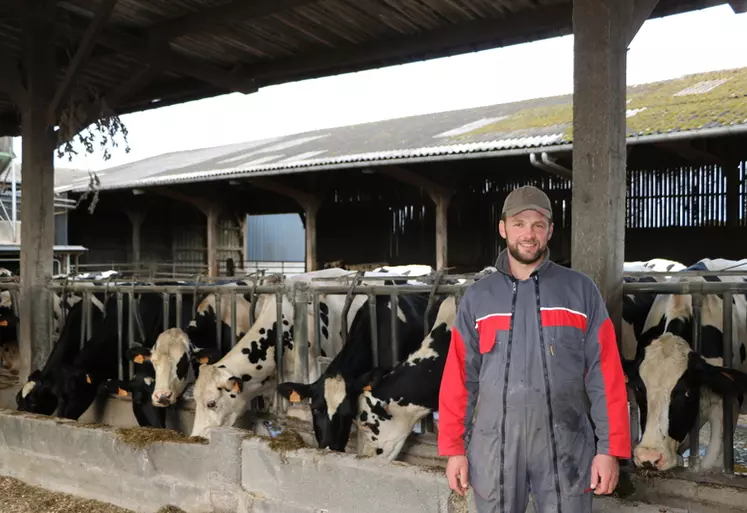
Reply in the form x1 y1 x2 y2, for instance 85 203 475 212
627 0 660 45
248 4 572 84
249 177 320 211
48 0 119 124
376 166 452 202
46 6 257 95
152 0 321 40
654 140 727 166
0 44 26 107
730 1 747 13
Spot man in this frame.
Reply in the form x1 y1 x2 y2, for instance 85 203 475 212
438 185 630 513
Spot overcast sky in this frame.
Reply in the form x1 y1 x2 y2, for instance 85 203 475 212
11 4 747 171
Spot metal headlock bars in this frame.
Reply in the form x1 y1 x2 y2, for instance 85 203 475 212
0 268 744 475
623 273 747 474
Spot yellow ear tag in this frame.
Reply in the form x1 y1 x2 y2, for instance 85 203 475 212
133 355 144 364
86 374 92 384
289 390 301 403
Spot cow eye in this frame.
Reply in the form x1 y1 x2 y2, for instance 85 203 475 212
207 400 216 409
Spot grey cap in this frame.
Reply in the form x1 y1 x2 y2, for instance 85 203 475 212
502 185 552 220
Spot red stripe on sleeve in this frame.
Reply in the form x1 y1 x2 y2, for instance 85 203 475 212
598 317 631 458
541 308 588 331
438 327 468 456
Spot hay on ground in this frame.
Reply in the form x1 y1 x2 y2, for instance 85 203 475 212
114 427 208 449
267 429 307 454
0 476 135 513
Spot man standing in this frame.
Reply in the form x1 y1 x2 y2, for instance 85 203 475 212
438 185 630 512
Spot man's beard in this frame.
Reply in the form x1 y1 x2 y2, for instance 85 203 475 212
507 240 548 265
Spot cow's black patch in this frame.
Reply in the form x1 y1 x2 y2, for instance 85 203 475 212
259 328 265 335
176 352 190 380
256 364 262 370
376 448 383 455
322 326 329 339
242 374 252 382
740 344 746 363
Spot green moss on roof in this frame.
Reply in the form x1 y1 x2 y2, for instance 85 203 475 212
453 67 747 143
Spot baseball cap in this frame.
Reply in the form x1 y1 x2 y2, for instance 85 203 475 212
502 185 553 220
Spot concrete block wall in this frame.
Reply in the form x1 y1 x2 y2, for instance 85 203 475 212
3 409 745 513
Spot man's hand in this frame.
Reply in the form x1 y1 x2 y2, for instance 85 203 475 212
446 455 470 496
590 454 619 495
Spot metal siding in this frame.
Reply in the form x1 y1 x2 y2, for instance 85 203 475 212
245 214 305 262
54 213 68 245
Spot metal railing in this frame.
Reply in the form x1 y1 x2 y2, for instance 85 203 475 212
2 266 745 475
623 271 747 475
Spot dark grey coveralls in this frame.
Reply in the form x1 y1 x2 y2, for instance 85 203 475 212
438 251 631 513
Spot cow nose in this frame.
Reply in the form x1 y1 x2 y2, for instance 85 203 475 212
635 447 665 469
153 391 173 405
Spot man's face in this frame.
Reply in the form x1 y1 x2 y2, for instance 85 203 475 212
499 209 553 265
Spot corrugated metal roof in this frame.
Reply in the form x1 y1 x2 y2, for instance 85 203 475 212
58 66 747 193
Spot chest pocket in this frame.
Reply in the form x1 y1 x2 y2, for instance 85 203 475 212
476 313 512 354
541 308 587 382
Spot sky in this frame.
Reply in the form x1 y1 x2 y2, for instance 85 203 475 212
11 4 747 172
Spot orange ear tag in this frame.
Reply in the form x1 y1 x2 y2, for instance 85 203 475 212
289 391 301 403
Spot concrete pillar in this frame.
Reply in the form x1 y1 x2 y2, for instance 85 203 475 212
19 1 56 377
571 0 633 344
206 208 219 277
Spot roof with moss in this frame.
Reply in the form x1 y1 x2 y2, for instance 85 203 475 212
60 66 747 193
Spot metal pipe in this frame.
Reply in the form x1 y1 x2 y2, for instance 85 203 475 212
623 282 747 294
390 292 399 366
215 292 222 354
162 292 169 332
368 294 378 368
230 291 237 348
275 290 285 414
175 291 182 330
117 292 124 381
689 294 702 469
294 284 309 385
722 292 734 473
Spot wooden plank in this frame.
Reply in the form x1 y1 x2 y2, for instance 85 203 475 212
48 0 119 124
730 1 747 13
627 0 660 44
153 0 320 40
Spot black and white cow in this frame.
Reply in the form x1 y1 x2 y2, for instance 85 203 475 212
17 293 107 415
624 258 747 471
190 268 404 438
354 294 456 460
101 357 166 428
276 288 435 452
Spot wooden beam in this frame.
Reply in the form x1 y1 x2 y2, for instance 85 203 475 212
304 204 319 272
730 1 747 13
0 44 28 108
206 208 219 277
48 0 119 124
376 166 452 200
19 0 57 379
248 4 572 84
572 0 629 350
152 0 320 40
250 177 320 211
654 140 726 166
146 187 219 216
55 8 257 94
627 0 660 44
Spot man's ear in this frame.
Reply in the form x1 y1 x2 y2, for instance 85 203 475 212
498 219 507 239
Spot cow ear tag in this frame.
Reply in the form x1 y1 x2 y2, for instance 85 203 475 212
117 388 129 397
85 374 92 384
362 385 372 392
199 356 210 364
133 354 145 364
289 390 301 403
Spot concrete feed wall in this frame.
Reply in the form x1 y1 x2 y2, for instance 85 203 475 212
2 409 746 513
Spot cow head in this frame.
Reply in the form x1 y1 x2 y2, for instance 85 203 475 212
633 333 747 471
16 370 58 415
190 363 247 437
128 328 220 407
54 365 99 419
101 359 167 428
278 372 361 452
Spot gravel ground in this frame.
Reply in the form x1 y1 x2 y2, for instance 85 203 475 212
0 477 185 513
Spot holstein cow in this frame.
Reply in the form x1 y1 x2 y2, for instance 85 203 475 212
190 268 390 438
354 294 456 460
17 293 107 415
622 259 687 362
101 357 166 428
276 288 435 452
624 258 747 471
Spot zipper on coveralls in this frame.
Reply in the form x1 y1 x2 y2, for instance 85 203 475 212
534 274 563 513
498 279 518 512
